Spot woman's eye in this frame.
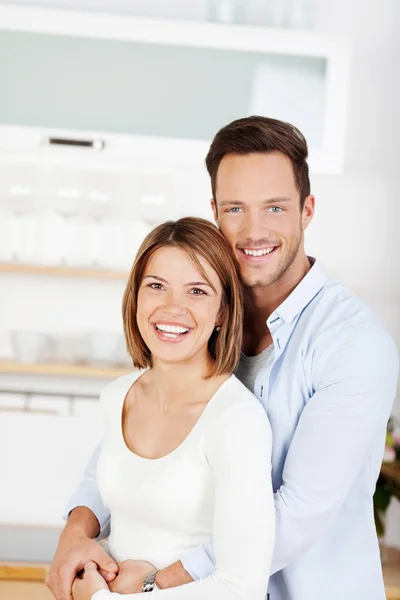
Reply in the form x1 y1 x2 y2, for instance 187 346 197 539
149 283 164 290
190 288 206 296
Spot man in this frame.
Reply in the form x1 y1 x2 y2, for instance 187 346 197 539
47 116 398 600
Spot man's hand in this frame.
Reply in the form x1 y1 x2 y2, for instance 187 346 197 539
72 562 108 600
108 560 156 594
46 525 118 600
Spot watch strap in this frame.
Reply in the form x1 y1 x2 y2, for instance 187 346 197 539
142 569 160 593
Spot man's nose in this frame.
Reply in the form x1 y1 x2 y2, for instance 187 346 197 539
242 210 271 240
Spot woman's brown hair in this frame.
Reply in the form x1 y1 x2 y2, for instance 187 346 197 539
122 217 243 377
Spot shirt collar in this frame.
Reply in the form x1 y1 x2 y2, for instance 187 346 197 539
271 258 328 325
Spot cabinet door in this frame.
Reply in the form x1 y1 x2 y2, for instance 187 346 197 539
0 30 327 148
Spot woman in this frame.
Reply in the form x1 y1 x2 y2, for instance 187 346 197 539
72 217 275 600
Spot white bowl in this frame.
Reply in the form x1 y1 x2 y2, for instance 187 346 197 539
84 331 124 364
52 334 84 364
11 331 52 363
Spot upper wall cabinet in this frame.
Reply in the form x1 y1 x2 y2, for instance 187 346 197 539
0 5 352 173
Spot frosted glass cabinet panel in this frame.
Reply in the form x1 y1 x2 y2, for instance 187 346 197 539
0 31 326 149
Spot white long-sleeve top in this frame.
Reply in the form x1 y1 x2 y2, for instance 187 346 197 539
92 372 275 600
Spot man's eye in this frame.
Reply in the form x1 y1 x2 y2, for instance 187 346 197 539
268 206 283 213
190 288 206 296
227 207 243 213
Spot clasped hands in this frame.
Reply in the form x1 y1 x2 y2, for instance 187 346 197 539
72 559 156 600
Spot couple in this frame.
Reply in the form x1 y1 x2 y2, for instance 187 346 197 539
47 116 399 600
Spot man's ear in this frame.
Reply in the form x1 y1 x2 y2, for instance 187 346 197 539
211 198 218 223
302 195 315 230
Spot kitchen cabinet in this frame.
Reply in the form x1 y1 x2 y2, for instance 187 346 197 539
0 3 352 174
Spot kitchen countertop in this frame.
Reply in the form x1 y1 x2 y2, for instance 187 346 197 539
1 525 399 599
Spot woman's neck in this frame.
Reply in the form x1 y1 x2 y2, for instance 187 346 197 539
146 353 216 411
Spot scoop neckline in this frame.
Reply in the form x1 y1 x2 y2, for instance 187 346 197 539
118 372 235 463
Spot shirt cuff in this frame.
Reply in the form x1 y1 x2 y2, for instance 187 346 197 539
63 491 111 541
91 590 113 600
180 544 216 581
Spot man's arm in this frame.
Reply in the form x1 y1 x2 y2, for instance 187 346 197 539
47 440 117 600
178 326 399 580
269 326 398 573
63 439 111 540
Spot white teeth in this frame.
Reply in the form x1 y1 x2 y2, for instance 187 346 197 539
243 248 275 256
155 324 189 334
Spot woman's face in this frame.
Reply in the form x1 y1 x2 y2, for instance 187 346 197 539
137 246 223 367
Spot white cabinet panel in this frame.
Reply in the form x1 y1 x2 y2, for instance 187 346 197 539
0 410 103 526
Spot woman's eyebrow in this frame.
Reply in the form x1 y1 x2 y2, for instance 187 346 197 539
143 275 215 290
185 281 213 288
143 275 168 283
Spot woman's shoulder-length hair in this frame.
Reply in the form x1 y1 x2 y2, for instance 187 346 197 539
122 216 243 378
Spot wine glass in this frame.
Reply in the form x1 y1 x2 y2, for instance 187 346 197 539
2 163 41 263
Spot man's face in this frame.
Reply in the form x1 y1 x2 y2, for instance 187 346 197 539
212 152 314 289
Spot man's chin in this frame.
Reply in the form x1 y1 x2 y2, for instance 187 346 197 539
242 273 277 289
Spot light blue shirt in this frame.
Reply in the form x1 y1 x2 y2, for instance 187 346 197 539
65 260 399 600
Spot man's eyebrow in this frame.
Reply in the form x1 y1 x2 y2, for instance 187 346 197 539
218 200 246 208
263 197 293 204
218 197 293 207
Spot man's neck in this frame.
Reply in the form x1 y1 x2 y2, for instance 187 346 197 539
242 252 311 356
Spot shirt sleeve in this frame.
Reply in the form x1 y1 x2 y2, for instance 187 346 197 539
91 398 275 600
270 325 398 574
63 438 111 540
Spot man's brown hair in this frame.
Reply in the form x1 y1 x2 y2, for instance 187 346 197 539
122 217 243 377
206 115 310 208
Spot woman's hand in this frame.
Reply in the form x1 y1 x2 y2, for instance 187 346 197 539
109 559 157 594
72 561 109 600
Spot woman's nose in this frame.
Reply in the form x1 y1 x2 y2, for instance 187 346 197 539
161 293 187 316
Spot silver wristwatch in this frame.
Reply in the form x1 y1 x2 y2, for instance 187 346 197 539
142 570 160 593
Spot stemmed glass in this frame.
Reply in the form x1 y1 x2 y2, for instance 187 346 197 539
2 164 41 263
45 166 84 266
83 169 113 268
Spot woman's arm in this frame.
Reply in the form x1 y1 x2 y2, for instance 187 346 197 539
91 398 275 600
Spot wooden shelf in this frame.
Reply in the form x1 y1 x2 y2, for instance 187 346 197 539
0 360 131 379
0 262 129 280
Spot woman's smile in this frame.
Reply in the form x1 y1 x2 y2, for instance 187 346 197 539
151 321 193 344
